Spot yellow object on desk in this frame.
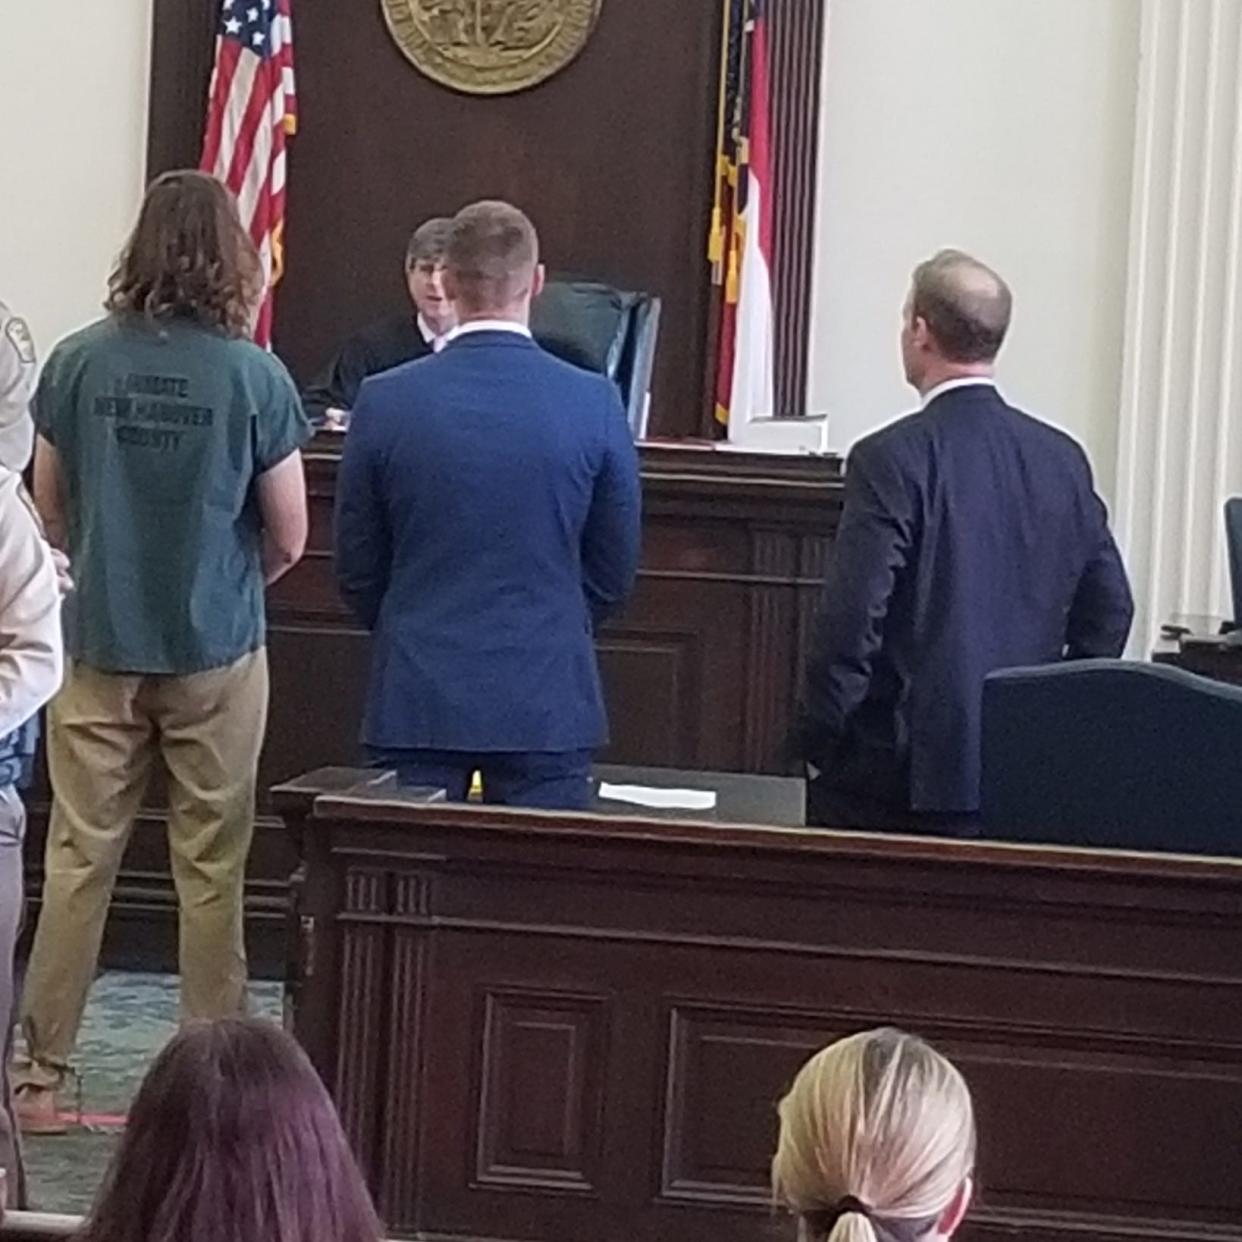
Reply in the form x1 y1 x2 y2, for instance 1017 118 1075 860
469 770 483 801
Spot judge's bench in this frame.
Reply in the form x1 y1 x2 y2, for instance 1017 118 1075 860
22 437 844 970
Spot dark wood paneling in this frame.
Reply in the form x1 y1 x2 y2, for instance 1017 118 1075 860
596 626 706 766
662 1007 823 1204
145 0 217 175
276 785 1242 1242
769 0 826 418
475 990 609 1193
23 442 841 975
146 0 724 437
599 582 745 769
271 440 841 779
334 866 389 1184
19 804 293 979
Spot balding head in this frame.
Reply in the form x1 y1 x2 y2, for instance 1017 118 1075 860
910 250 1011 362
901 249 1012 393
444 200 543 322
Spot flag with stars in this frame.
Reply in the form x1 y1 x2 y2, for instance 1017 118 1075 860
201 0 297 348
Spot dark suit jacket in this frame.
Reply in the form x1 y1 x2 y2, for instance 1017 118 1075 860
335 329 642 754
302 313 431 425
800 383 1134 814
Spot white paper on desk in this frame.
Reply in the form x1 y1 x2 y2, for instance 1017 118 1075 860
598 782 717 812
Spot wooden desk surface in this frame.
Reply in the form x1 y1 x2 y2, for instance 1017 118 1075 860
593 763 804 825
276 763 806 828
280 765 1242 881
1152 615 1242 685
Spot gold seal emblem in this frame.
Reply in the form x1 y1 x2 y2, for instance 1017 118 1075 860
381 0 603 96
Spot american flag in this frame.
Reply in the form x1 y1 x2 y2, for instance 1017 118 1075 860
200 0 297 348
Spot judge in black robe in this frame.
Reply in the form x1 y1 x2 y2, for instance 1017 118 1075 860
302 217 456 425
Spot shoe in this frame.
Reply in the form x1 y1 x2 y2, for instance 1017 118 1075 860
14 1085 71 1135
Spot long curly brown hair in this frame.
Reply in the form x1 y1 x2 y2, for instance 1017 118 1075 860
107 170 263 338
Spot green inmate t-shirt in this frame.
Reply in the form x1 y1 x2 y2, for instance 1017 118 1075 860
33 316 312 674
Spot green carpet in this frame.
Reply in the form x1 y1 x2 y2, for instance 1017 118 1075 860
22 971 282 1214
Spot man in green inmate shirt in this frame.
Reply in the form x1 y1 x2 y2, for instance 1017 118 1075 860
12 172 311 1133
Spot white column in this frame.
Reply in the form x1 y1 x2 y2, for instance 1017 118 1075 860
1116 0 1242 650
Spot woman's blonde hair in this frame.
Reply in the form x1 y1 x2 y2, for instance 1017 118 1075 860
773 1028 975 1242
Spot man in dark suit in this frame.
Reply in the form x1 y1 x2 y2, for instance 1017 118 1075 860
798 249 1134 833
302 217 456 426
334 200 642 810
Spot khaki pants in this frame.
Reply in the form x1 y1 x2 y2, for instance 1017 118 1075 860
14 649 268 1090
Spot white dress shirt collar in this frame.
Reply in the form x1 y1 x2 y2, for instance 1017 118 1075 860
446 319 533 343
920 375 996 408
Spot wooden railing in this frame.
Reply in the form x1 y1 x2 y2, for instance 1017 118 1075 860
1 1211 80 1241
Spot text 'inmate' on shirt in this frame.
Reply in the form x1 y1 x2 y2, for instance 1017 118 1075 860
33 315 312 675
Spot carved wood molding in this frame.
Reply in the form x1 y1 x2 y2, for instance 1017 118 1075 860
475 988 610 1195
380 922 430 1223
743 530 799 770
146 0 217 176
768 0 827 417
795 533 831 689
336 867 390 1177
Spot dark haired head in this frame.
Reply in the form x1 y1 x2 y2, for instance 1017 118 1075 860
79 1018 381 1242
909 249 1012 364
406 217 453 270
107 170 262 338
444 200 540 317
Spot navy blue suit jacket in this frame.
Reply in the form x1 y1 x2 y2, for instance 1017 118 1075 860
334 329 642 754
800 383 1134 814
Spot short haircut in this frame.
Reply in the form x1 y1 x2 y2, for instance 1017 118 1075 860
445 200 539 315
406 217 454 269
910 248 1012 364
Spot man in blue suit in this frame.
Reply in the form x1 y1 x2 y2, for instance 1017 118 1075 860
798 249 1133 833
335 201 642 810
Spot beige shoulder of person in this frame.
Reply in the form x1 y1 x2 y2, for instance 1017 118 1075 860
0 303 36 377
0 303 36 403
0 469 46 571
10 474 46 539
0 467 30 517
0 303 37 475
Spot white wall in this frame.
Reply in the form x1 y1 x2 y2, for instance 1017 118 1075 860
0 1 153 357
808 0 1141 502
0 0 1141 501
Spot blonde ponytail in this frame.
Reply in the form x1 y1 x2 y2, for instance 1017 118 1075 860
823 1212 877 1242
774 1028 975 1242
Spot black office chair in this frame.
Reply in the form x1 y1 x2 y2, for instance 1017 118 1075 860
531 278 661 439
981 659 1242 855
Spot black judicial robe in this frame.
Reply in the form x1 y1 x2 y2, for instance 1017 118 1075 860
301 314 433 425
